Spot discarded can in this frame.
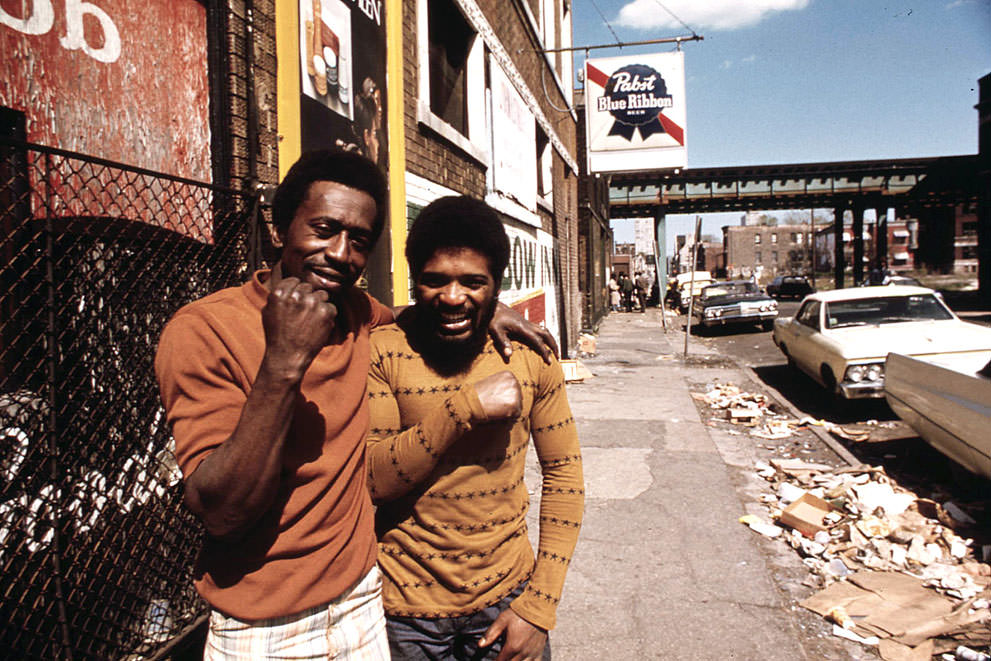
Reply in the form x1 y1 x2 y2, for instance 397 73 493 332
955 646 991 661
827 606 854 629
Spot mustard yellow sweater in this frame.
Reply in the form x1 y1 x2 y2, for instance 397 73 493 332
366 324 584 631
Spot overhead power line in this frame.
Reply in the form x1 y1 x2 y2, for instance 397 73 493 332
651 0 698 37
588 0 621 44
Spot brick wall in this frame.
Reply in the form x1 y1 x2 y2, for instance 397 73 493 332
401 0 582 351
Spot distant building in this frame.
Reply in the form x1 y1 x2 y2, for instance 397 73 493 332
634 217 655 256
723 224 812 281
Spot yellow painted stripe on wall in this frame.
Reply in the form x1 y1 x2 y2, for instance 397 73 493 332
276 0 302 180
386 0 409 305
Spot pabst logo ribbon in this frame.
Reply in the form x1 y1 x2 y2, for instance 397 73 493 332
587 62 684 145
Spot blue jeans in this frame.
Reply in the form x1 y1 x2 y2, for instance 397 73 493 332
385 583 551 661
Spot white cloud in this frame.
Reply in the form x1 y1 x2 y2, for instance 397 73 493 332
742 54 757 63
720 59 733 69
615 0 810 31
945 0 974 8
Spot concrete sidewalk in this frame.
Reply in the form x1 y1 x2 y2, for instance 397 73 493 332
537 309 854 660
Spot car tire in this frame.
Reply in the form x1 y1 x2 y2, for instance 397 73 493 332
761 320 774 332
780 344 796 370
820 365 840 400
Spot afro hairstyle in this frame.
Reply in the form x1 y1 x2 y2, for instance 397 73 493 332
271 149 388 239
405 196 510 287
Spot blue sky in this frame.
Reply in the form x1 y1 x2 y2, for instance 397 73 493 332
571 0 991 254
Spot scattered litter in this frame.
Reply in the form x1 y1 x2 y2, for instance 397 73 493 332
945 502 978 526
832 624 880 645
747 458 991 654
780 493 837 538
739 513 783 538
560 359 593 383
955 645 991 661
576 333 597 357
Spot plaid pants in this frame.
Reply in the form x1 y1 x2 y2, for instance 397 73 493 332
204 565 390 660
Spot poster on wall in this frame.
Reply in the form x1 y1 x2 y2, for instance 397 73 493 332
0 0 212 182
584 50 686 173
489 56 537 212
298 0 386 166
500 223 560 350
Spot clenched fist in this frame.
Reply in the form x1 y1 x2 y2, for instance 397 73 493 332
472 371 522 423
261 277 338 380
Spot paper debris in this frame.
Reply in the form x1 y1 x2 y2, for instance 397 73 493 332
739 514 783 538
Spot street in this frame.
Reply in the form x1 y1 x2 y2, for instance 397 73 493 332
681 300 991 503
543 305 990 659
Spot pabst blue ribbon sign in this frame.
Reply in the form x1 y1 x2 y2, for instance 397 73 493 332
585 51 687 173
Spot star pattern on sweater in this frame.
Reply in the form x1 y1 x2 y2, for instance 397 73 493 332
542 485 585 496
539 454 582 469
385 578 520 619
436 441 528 468
523 586 560 604
380 528 526 561
537 549 571 564
403 503 529 533
443 397 471 433
540 514 582 529
425 475 525 500
532 416 574 434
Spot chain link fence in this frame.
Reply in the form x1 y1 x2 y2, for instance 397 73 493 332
0 138 261 659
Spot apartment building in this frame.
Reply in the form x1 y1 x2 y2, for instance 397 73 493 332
722 223 812 280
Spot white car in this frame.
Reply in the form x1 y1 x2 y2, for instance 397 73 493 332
771 286 991 400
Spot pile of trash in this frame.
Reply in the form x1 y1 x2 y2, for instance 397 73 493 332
694 382 881 443
741 458 990 658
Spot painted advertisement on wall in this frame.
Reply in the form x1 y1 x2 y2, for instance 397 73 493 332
298 0 386 166
584 51 686 173
500 223 560 350
0 0 212 182
489 55 536 212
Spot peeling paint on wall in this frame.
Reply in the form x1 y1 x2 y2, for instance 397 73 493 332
1 0 212 182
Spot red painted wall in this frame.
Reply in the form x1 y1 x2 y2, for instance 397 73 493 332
1 0 211 182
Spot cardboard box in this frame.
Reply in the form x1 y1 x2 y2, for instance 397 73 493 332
560 359 593 383
779 493 836 537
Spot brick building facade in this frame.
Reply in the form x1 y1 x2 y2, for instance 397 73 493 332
399 0 581 352
722 224 813 281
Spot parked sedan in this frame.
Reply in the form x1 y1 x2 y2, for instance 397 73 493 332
692 280 778 331
771 286 991 400
766 275 814 300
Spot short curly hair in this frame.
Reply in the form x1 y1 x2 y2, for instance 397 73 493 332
406 196 510 287
271 149 388 239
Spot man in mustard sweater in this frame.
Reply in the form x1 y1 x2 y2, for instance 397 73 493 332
366 196 584 660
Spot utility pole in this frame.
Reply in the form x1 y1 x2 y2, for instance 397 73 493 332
684 216 702 357
809 208 816 288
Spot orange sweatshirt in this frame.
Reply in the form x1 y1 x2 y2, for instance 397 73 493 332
155 271 391 620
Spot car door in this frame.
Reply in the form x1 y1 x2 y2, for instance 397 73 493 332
787 300 822 377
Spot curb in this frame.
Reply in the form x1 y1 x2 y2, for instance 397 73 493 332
739 363 861 468
659 315 861 468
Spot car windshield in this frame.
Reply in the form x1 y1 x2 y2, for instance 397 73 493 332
701 282 758 300
824 294 953 329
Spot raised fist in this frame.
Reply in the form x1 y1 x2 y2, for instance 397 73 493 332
261 277 338 379
472 371 523 422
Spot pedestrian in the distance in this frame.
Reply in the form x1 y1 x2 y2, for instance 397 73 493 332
608 275 620 312
620 273 634 312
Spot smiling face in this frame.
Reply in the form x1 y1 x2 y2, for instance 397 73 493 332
414 246 498 347
272 180 378 300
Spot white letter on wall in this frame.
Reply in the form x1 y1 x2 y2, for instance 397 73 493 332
0 0 55 35
60 0 121 64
